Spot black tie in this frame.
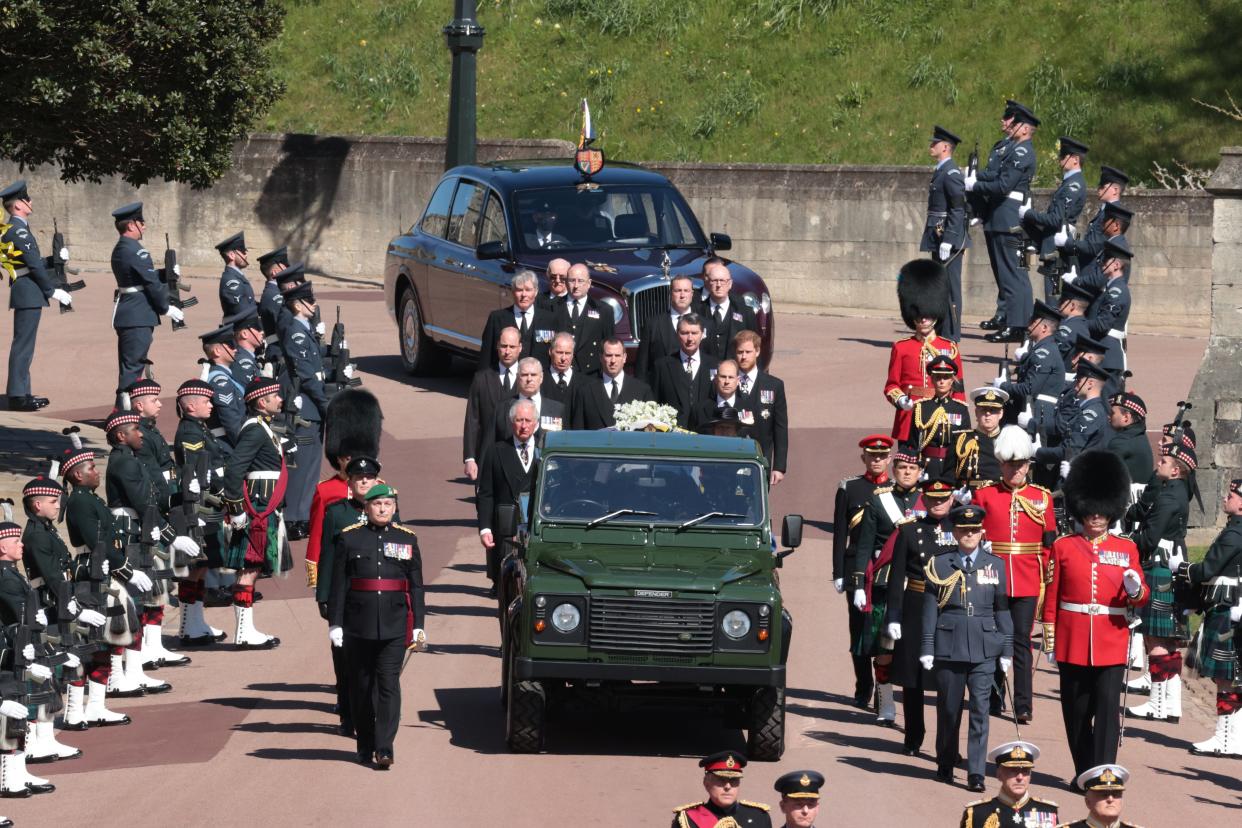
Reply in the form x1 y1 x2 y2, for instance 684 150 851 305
557 373 567 391
501 368 511 391
684 357 693 377
519 443 529 466
571 300 581 322
609 380 620 403
519 312 529 337
715 305 725 326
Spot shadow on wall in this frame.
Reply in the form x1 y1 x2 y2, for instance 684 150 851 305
253 134 353 275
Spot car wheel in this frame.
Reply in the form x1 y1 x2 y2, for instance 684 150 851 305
746 687 785 761
505 676 546 753
398 283 446 375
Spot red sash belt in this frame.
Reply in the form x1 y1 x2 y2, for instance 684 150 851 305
923 447 948 459
349 578 414 644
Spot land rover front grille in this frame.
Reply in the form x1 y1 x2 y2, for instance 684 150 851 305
589 595 714 654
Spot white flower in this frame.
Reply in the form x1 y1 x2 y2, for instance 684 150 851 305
613 400 680 431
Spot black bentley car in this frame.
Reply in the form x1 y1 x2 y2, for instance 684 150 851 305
383 158 774 373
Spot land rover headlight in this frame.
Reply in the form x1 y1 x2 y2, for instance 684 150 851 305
551 602 581 633
599 296 624 324
721 609 751 640
742 292 760 312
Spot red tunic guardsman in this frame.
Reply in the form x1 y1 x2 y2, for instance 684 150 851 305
973 425 1056 723
886 259 964 441
1041 450 1148 780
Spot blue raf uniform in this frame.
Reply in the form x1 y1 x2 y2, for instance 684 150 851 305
2 180 61 409
920 126 970 342
256 247 290 364
1023 137 1088 299
1053 281 1095 363
1000 301 1067 444
109 202 170 395
1086 236 1134 377
1060 166 1129 271
200 324 246 448
216 232 256 318
280 280 329 529
1034 361 1114 482
921 504 1013 788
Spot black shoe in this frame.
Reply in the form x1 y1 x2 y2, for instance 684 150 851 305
287 522 309 541
853 687 874 709
236 636 281 651
180 632 227 646
0 787 31 799
984 327 1026 344
902 745 921 757
1016 712 1032 725
487 584 498 600
339 722 355 739
356 751 373 766
979 315 1004 330
967 775 986 793
374 751 393 769
8 396 41 412
87 714 131 727
203 588 233 608
27 781 55 795
935 769 954 785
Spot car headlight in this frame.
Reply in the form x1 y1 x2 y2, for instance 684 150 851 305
599 296 623 324
760 292 771 314
741 292 760 312
721 609 751 640
551 602 581 633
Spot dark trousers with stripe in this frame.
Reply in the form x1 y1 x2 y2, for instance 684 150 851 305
7 307 40 398
993 596 1037 716
1057 662 1123 777
346 634 404 757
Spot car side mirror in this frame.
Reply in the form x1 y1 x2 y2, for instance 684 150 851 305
477 240 510 261
496 503 519 537
781 514 803 550
709 232 732 252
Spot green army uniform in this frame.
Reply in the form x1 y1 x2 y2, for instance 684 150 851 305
1108 421 1153 488
21 515 73 622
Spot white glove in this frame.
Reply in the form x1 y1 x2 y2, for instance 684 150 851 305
1060 460 1072 479
66 598 80 616
230 513 249 530
188 477 201 495
150 526 161 542
1054 227 1069 248
197 518 207 528
0 700 28 720
1230 605 1242 623
1045 650 1057 666
852 589 867 610
1062 266 1078 284
964 171 977 191
1018 199 1031 219
128 570 153 592
35 609 46 625
165 305 185 323
955 486 972 505
991 376 1006 388
171 535 201 557
343 363 356 379
1122 568 1143 598
409 629 428 652
293 396 303 411
938 242 952 261
329 626 343 648
969 217 981 226
77 608 106 627
1167 545 1186 572
316 320 326 337
1017 411 1034 429
1014 342 1029 360
64 653 81 669
51 288 72 307
1032 434 1043 450
22 644 34 661
1000 656 1012 674
833 578 844 594
341 339 348 351
897 395 914 411
920 655 935 671
60 246 70 262
101 559 109 575
885 623 902 641
28 663 52 681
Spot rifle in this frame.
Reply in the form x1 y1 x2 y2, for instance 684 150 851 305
964 140 981 225
158 234 198 331
270 372 311 469
14 597 69 709
137 503 175 600
169 452 209 577
323 305 361 395
72 535 126 643
46 219 84 314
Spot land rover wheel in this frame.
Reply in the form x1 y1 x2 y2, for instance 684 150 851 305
398 284 446 375
499 628 516 708
505 677 546 753
746 687 785 761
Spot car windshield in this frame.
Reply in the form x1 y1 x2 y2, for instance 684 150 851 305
537 454 764 527
513 184 705 253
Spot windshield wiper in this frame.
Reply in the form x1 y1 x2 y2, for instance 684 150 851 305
677 511 746 531
586 508 657 529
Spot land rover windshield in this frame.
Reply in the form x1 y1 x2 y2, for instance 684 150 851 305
514 185 705 254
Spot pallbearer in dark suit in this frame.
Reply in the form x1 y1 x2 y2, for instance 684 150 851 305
921 504 1013 791
699 259 758 358
478 400 540 596
492 357 566 440
920 126 969 342
653 313 719 429
636 274 695 382
553 263 614 375
690 358 745 433
536 258 571 311
734 329 789 486
479 270 558 367
571 339 652 429
462 326 520 482
328 484 425 769
541 332 580 407
959 741 1059 828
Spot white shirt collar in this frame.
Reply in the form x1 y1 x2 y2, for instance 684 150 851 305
710 297 730 314
717 394 736 407
604 372 623 389
514 304 532 320
679 350 697 364
554 366 573 382
498 362 513 376
521 392 542 411
742 367 759 386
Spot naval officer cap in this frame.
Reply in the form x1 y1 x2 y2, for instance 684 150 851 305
0 180 29 203
1058 136 1089 157
111 202 144 223
931 125 962 146
1076 763 1128 792
971 386 1009 409
774 770 825 800
988 740 1040 768
215 232 247 254
257 246 288 270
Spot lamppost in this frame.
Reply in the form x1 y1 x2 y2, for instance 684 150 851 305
443 0 485 170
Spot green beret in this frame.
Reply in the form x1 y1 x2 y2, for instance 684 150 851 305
364 483 397 501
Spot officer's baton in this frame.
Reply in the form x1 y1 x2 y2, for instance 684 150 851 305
1118 614 1141 750
1001 670 1022 742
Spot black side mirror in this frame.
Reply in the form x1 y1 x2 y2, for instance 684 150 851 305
477 240 510 261
709 232 732 252
495 503 519 537
781 514 803 550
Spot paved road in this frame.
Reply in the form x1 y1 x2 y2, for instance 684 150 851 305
2 266 1232 826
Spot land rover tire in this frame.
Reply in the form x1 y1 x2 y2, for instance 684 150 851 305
746 686 785 761
506 676 546 753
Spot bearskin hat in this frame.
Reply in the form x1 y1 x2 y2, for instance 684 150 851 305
1062 449 1131 522
896 258 949 329
324 389 383 470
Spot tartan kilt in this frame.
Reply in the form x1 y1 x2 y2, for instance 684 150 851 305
1196 606 1238 682
852 565 895 657
1138 565 1177 638
224 511 287 574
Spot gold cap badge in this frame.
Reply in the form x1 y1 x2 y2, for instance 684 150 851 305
799 773 811 787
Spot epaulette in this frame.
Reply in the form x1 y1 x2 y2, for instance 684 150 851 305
739 800 770 811
1028 483 1053 496
838 475 860 489
963 799 989 808
896 516 917 526
873 486 894 495
671 802 704 814
341 523 363 534
391 524 417 536
1029 796 1058 808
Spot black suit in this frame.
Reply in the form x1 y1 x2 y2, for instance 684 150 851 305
541 368 581 408
689 395 745 432
536 290 568 312
554 295 615 375
477 440 539 582
463 366 517 464
738 371 789 473
492 396 566 442
478 305 558 367
699 299 758 358
570 376 653 429
652 352 719 428
635 310 683 383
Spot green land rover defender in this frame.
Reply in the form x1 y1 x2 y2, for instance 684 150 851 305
496 430 802 759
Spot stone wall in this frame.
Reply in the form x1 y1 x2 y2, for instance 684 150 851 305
0 134 1213 331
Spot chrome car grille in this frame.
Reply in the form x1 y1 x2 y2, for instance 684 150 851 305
589 596 715 653
627 283 669 340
